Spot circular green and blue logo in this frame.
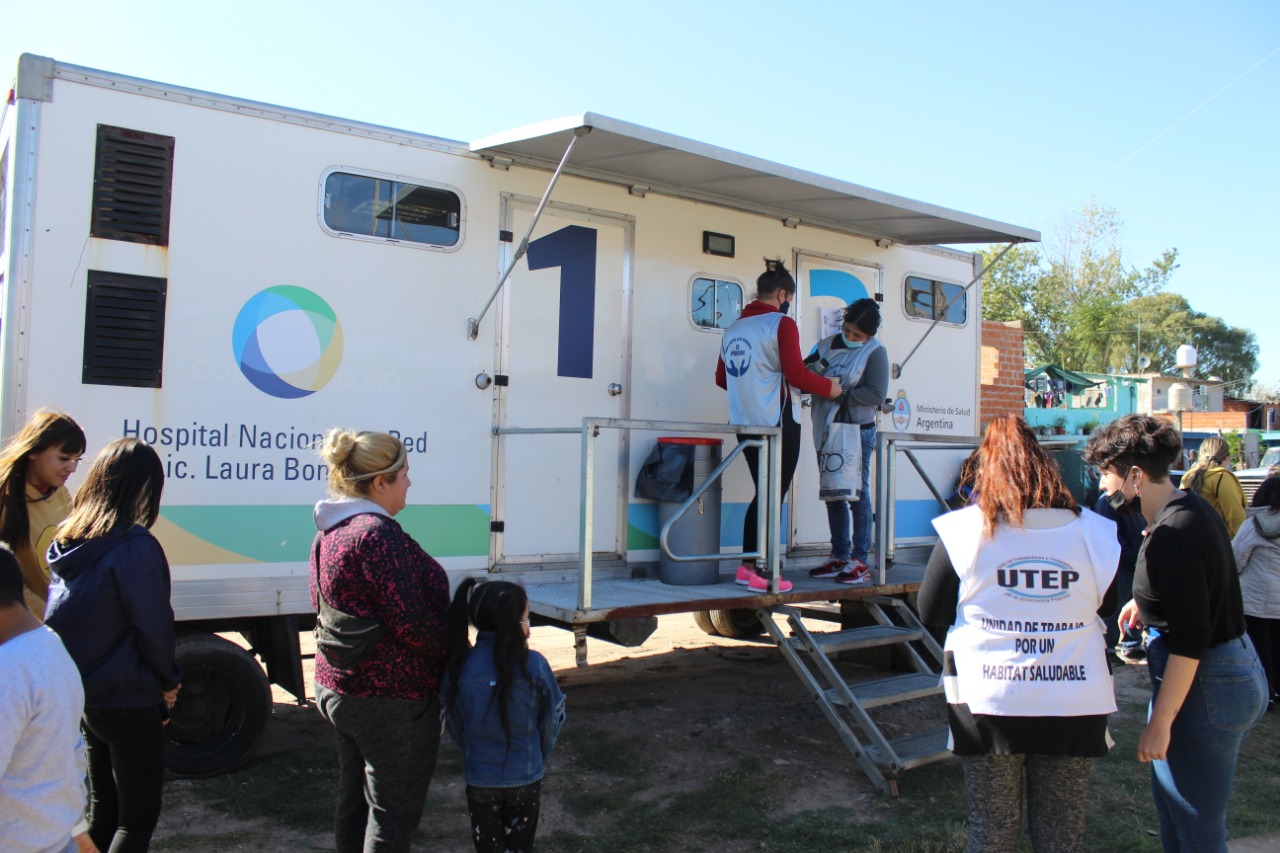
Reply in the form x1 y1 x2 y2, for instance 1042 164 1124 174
232 286 343 399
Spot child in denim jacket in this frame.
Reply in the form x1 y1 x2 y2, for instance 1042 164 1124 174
442 580 565 853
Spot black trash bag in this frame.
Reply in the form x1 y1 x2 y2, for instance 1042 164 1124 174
635 442 695 502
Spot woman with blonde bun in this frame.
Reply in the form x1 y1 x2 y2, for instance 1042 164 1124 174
310 429 450 853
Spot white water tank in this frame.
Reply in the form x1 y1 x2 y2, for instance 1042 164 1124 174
1169 382 1193 412
1176 345 1198 370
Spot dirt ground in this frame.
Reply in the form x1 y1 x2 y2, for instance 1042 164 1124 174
152 613 1157 852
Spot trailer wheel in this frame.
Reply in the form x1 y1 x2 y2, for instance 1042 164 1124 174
710 608 764 638
692 610 720 636
165 634 272 777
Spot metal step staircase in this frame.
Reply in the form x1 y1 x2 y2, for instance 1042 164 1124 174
760 596 951 797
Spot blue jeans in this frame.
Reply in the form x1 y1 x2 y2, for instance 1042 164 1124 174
826 424 876 563
1145 632 1268 852
1105 565 1143 652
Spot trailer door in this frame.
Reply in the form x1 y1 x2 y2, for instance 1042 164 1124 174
791 252 882 553
493 198 632 566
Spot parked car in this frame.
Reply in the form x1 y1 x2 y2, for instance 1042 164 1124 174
1237 445 1280 505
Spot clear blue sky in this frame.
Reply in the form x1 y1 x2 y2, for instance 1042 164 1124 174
5 0 1277 389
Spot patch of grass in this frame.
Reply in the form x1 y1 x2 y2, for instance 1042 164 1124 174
154 829 263 851
557 727 648 774
195 745 338 831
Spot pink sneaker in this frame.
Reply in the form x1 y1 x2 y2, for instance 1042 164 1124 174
747 573 793 593
734 564 756 586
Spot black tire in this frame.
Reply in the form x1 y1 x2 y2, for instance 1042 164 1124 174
692 610 720 636
710 608 764 638
166 634 272 777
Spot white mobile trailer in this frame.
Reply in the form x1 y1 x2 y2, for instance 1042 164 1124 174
1 55 1038 774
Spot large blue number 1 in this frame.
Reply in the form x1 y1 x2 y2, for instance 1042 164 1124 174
526 224 598 379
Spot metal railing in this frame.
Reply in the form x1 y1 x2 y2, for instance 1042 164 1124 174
494 418 781 610
875 432 981 581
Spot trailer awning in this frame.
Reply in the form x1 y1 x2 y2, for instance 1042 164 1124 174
470 113 1039 246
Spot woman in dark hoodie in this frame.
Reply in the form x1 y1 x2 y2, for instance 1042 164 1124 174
45 438 179 853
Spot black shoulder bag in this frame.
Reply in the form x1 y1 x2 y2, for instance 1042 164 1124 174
312 535 386 672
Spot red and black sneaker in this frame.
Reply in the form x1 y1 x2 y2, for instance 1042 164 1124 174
808 557 845 579
834 559 872 585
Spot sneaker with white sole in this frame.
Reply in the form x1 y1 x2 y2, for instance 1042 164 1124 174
747 572 793 593
734 564 756 586
808 557 846 579
834 559 871 585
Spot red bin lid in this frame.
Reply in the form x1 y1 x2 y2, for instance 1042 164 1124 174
657 436 723 446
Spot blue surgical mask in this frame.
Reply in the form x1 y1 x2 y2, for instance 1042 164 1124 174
841 335 865 349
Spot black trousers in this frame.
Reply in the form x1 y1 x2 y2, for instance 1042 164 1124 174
315 685 441 853
466 781 542 853
82 705 166 853
738 404 802 561
1245 614 1280 699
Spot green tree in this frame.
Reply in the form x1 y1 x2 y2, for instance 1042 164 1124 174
979 201 1252 381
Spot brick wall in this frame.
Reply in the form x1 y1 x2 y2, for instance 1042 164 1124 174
1179 411 1250 431
980 319 1025 429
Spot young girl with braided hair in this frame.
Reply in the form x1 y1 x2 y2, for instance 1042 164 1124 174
443 580 565 853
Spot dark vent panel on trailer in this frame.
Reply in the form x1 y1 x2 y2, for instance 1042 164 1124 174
90 125 175 245
82 270 168 387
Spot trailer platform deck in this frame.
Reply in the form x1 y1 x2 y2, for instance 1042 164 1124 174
524 559 927 624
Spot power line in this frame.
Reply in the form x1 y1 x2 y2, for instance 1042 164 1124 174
1036 45 1280 223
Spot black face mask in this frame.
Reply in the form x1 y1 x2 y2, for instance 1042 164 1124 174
1108 486 1143 517
778 299 791 315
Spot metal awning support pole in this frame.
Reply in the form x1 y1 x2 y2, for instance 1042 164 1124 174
892 241 1018 379
578 417 596 611
467 126 591 340
768 431 783 591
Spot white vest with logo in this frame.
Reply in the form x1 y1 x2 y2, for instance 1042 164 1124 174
721 312 799 427
810 336 883 449
932 506 1120 717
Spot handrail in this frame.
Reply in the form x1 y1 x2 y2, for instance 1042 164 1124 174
875 432 981 582
496 417 781 609
658 438 760 564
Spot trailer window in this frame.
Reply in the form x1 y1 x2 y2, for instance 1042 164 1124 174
323 172 461 247
90 126 175 246
83 270 167 388
904 275 966 325
690 277 743 331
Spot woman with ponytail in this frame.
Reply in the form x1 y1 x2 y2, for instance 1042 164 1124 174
442 580 565 853
310 429 449 853
715 258 843 592
1181 436 1246 537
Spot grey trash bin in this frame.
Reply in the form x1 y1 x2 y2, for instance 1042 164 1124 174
656 437 723 586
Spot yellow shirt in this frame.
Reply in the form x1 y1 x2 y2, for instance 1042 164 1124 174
11 483 73 619
1197 467 1247 539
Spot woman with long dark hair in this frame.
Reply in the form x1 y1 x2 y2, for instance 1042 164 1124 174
44 438 179 853
919 415 1120 853
311 429 449 853
715 258 842 592
442 580 565 853
0 409 86 618
1085 415 1267 851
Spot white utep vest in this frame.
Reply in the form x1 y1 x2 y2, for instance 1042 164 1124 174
932 506 1121 717
721 312 799 427
810 336 883 450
